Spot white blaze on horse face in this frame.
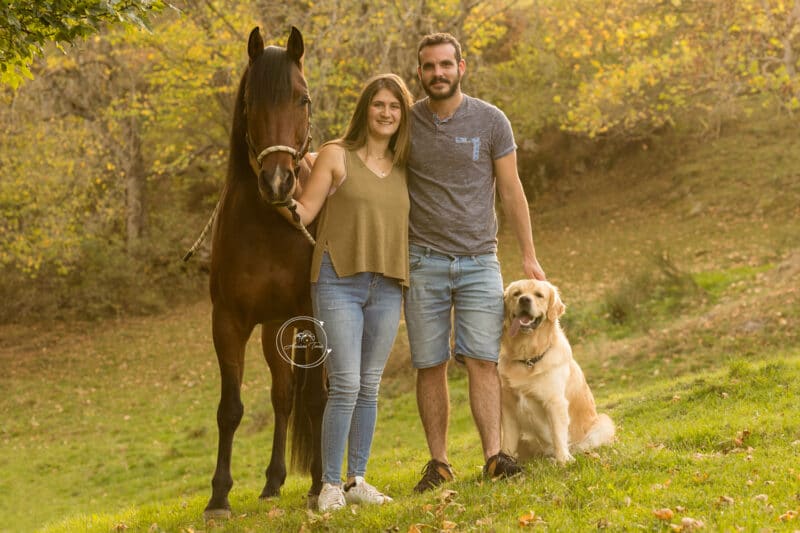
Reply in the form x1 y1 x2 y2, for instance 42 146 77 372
256 159 295 205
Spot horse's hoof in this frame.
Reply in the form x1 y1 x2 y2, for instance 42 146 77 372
203 508 232 521
306 494 319 510
259 486 281 499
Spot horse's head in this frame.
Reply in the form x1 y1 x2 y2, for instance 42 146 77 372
243 27 312 205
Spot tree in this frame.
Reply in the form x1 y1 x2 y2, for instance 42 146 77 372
0 0 166 88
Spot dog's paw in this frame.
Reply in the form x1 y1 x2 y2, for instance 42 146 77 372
554 452 575 465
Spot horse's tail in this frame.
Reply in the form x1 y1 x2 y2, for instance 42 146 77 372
288 347 326 473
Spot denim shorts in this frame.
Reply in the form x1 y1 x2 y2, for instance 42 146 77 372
404 244 504 369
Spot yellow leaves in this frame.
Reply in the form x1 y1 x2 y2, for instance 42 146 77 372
616 29 626 47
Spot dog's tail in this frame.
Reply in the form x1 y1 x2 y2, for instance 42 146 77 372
573 413 615 452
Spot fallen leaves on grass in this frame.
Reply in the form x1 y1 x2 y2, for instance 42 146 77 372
668 517 706 531
518 510 545 526
475 516 493 527
439 489 458 502
267 506 285 519
406 520 458 531
654 508 674 520
717 495 735 506
652 478 672 490
413 489 465 531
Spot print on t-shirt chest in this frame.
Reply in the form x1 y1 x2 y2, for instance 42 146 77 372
434 127 488 163
454 136 480 161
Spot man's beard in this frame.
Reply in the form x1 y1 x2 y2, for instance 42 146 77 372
423 73 461 100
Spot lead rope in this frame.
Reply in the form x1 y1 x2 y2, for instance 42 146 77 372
183 200 219 262
182 197 314 262
287 200 316 246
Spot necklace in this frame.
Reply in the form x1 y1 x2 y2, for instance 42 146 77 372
362 149 390 177
369 162 388 178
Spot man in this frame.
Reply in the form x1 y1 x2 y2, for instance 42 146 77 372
405 32 547 493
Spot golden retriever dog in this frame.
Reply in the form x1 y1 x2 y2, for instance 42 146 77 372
498 279 614 464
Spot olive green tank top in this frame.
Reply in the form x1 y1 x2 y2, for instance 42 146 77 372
310 149 409 286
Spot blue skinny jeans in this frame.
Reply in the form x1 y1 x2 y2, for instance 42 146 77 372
312 253 401 484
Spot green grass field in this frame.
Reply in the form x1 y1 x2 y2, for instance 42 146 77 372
2 113 799 532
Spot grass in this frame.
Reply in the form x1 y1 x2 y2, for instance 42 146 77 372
12 335 800 532
2 110 799 531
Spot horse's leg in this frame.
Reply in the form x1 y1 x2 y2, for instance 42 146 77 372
204 306 250 520
305 355 326 506
259 320 292 499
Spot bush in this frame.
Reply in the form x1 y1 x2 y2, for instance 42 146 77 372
0 233 206 325
561 251 706 341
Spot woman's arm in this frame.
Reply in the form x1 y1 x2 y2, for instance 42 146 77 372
278 144 344 226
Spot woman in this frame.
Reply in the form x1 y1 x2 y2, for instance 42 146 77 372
280 73 413 511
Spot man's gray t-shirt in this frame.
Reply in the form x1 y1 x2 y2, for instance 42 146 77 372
407 94 516 255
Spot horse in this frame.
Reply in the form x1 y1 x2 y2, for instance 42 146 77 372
203 26 325 520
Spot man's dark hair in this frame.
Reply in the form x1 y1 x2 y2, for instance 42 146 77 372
417 32 462 65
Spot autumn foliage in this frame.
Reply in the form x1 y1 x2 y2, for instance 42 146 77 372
0 0 798 322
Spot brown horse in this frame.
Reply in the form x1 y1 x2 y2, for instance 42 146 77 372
204 26 325 520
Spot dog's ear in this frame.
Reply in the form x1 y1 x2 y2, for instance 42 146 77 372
547 284 566 322
503 281 514 299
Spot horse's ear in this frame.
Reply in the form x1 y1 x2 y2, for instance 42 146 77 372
248 27 264 63
286 26 304 66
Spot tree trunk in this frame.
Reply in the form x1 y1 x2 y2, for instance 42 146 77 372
125 114 145 249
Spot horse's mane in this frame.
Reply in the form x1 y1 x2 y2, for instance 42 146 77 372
228 45 297 182
248 46 295 106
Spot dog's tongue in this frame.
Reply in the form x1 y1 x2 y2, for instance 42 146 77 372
509 316 532 337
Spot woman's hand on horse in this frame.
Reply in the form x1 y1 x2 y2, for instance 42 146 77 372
286 144 343 226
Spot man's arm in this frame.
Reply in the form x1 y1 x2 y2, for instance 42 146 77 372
494 150 546 280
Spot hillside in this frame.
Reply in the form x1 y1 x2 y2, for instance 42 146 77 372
1 111 799 532
385 112 800 388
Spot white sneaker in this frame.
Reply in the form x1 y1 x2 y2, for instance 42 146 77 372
317 482 346 512
344 476 393 505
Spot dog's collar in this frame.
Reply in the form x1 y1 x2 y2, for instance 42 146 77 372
515 352 546 368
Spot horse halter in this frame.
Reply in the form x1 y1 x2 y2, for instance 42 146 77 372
245 98 313 176
247 122 312 168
